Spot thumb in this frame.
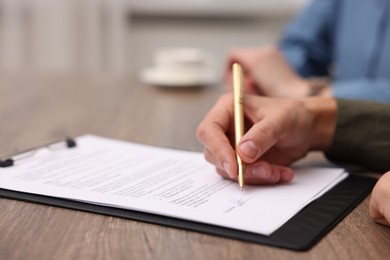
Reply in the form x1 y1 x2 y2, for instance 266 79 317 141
237 127 278 164
237 97 282 163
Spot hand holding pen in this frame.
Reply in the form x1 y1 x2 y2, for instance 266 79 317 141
196 64 325 186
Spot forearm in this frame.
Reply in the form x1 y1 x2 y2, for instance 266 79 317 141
325 99 390 172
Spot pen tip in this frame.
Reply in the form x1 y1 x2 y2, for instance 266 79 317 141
240 187 243 191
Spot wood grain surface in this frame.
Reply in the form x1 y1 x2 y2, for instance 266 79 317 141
0 74 389 260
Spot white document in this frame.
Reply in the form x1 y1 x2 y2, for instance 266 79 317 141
0 135 347 235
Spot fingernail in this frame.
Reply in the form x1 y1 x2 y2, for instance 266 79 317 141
252 164 269 179
281 169 294 182
239 140 258 159
223 161 233 178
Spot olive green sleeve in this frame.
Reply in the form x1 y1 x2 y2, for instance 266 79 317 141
325 99 390 172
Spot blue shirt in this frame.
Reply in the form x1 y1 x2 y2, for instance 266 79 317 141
279 0 390 102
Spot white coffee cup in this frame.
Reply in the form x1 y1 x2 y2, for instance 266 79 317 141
155 48 212 68
141 47 217 87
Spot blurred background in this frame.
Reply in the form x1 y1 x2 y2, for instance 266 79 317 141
0 0 307 76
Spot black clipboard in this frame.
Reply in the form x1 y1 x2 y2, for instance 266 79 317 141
0 175 375 251
0 138 377 251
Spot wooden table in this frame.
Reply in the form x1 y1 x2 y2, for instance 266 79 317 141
0 74 389 260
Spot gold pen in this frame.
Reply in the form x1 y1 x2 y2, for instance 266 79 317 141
232 63 246 191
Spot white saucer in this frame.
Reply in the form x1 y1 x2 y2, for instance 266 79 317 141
140 67 218 87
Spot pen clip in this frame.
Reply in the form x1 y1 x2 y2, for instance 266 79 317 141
0 137 77 168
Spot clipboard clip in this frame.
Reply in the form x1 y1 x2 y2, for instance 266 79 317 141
0 138 77 168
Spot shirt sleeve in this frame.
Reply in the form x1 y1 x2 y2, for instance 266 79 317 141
333 79 390 103
278 0 339 77
325 99 390 172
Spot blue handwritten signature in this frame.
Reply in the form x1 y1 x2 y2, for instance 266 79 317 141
229 195 255 207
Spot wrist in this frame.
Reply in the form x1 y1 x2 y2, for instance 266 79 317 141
306 78 331 97
302 97 337 151
290 78 331 98
286 78 328 98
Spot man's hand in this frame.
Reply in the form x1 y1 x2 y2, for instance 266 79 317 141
196 94 337 184
224 46 333 98
224 46 311 97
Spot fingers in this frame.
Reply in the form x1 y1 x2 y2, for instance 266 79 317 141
246 161 294 184
204 147 235 178
215 160 294 185
197 94 237 178
198 94 301 177
369 197 390 226
223 50 240 91
223 49 261 94
369 171 390 226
